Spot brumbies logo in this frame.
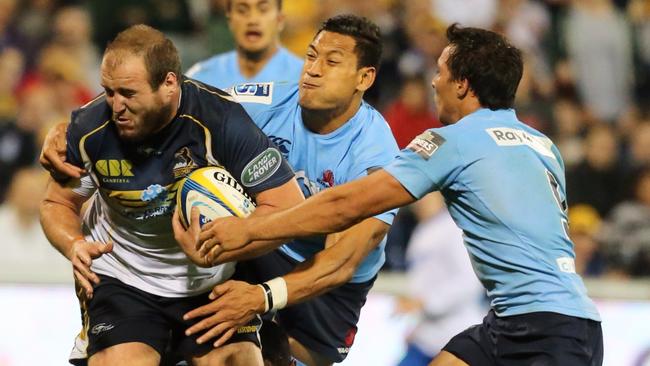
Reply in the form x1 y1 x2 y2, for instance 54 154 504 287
173 147 197 179
407 130 446 160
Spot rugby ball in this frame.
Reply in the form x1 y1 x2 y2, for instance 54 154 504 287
177 166 255 229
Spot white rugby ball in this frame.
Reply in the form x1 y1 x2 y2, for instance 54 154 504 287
177 166 255 229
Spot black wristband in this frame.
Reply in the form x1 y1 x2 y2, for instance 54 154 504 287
260 282 273 312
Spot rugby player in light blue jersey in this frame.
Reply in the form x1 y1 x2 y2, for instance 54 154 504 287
204 25 604 366
177 16 399 366
185 0 303 89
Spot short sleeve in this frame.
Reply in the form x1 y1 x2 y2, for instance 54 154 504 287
384 129 463 199
66 114 85 169
214 103 294 195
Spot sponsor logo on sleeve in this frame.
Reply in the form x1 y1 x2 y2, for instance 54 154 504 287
231 82 273 104
486 127 555 159
556 257 576 273
407 130 446 160
241 148 282 187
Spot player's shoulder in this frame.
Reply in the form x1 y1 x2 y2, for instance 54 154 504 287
180 77 248 127
182 77 238 108
185 50 235 77
69 93 111 136
344 102 399 164
357 102 398 144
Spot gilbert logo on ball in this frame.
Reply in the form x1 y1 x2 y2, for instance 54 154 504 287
177 166 255 229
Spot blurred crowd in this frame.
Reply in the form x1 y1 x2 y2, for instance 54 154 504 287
1 0 649 282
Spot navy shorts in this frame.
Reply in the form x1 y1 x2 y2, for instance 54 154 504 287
236 250 375 363
443 310 603 366
71 275 261 365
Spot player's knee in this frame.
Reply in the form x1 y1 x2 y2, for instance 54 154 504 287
88 342 160 366
287 337 333 366
191 341 262 366
429 351 469 366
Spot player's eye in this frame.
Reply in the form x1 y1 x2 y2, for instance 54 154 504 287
327 60 340 66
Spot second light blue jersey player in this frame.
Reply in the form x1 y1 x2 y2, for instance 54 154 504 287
186 48 303 89
385 108 600 321
230 81 399 282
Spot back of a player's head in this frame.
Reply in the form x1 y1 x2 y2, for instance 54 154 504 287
317 14 382 70
105 24 181 90
260 321 294 366
226 0 283 12
445 24 522 110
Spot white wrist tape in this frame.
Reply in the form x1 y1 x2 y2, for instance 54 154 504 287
264 277 288 311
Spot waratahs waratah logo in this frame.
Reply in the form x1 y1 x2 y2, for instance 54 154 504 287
141 184 166 202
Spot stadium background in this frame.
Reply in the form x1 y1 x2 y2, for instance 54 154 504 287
1 0 650 365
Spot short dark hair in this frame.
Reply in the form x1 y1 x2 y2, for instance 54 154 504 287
317 14 382 70
226 0 282 12
105 24 181 90
445 24 523 110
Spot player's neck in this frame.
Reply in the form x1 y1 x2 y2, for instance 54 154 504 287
453 97 483 123
237 42 280 78
301 95 362 135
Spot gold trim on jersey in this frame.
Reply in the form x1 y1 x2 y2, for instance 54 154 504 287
79 93 106 110
76 282 90 342
184 79 234 101
80 120 111 187
179 114 220 166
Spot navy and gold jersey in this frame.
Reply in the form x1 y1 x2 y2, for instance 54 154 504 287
65 77 294 297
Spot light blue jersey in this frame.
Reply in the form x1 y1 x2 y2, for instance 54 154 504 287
232 81 399 283
186 47 303 89
384 108 600 321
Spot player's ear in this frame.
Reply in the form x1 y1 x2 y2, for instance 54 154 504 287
277 11 286 32
162 72 179 96
357 66 376 92
456 78 470 100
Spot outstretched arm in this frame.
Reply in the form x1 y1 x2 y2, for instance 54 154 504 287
202 169 415 257
173 177 305 266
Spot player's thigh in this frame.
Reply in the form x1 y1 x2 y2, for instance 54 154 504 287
190 341 263 366
494 311 603 366
169 293 263 361
276 277 374 364
429 351 469 366
88 342 160 366
82 275 170 360
288 336 332 366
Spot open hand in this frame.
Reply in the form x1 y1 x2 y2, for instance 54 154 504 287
172 207 212 267
69 239 113 299
184 280 266 347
